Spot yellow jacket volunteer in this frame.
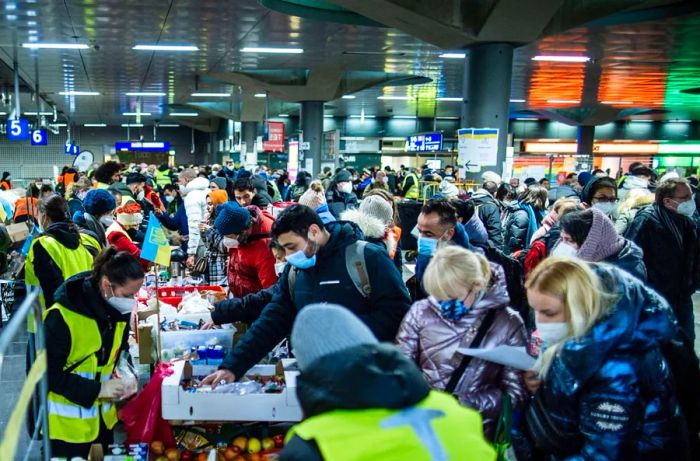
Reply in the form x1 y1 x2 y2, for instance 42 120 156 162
280 304 495 461
45 247 145 459
401 171 420 199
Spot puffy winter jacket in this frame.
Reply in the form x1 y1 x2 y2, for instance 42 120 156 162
471 190 503 247
183 177 210 255
503 204 541 255
396 263 528 439
625 204 699 338
603 240 647 281
220 221 411 378
531 264 690 460
227 206 278 298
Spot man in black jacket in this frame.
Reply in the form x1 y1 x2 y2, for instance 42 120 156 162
625 177 699 341
470 181 503 247
202 204 411 387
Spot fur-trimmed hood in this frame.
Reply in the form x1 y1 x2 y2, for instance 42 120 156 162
340 208 386 239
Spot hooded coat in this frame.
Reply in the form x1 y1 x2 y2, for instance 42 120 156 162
340 208 400 270
281 344 495 461
471 189 504 247
396 263 528 438
45 273 131 410
227 206 278 298
531 264 690 460
25 222 93 308
219 221 411 378
502 203 542 255
183 176 210 256
625 203 699 339
325 188 358 218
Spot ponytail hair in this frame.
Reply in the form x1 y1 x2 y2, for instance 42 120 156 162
308 180 324 194
92 246 145 285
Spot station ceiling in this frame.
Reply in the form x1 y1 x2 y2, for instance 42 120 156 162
0 0 698 128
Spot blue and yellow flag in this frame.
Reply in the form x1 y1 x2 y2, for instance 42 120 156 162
141 212 171 267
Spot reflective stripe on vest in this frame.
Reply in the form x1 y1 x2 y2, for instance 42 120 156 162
44 303 127 443
287 390 496 461
402 174 420 199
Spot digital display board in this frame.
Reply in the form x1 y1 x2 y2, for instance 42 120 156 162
406 133 443 152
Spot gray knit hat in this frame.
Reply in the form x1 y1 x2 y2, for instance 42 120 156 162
291 303 378 370
359 195 393 226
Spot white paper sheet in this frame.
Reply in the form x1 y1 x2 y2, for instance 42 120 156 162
456 345 536 371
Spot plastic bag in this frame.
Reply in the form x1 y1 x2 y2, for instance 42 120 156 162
208 381 262 395
114 351 138 400
118 362 176 447
179 290 212 314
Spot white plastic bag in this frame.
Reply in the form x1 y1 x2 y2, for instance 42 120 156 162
178 290 212 314
114 351 138 400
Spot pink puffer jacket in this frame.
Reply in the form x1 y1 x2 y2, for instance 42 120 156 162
396 263 528 439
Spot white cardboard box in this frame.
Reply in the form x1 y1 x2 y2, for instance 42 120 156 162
162 360 302 422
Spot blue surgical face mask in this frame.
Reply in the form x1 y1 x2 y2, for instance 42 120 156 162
438 289 484 321
418 235 439 256
286 235 318 269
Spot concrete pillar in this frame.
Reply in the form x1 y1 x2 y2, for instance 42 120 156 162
577 125 595 167
461 43 514 177
242 121 258 165
301 101 324 176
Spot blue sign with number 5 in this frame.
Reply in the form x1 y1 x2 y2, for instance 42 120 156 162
31 129 48 146
7 119 29 141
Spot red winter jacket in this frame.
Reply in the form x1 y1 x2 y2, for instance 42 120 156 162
227 206 278 297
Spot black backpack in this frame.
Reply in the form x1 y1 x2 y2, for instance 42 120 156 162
483 245 530 329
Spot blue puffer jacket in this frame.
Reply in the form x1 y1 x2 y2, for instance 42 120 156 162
534 264 689 460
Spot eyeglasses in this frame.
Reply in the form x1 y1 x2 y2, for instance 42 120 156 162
592 197 618 203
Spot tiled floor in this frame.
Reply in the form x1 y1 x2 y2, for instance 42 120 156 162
2 293 700 460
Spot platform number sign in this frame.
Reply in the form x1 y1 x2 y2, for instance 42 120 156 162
30 129 48 146
7 119 29 141
64 143 79 155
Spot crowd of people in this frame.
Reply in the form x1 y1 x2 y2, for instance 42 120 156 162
4 158 699 460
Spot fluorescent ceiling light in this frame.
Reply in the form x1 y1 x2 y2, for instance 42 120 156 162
378 95 411 100
22 43 89 49
601 101 634 105
350 115 376 119
158 124 180 127
84 123 106 127
24 111 52 115
439 52 465 59
123 112 151 116
254 93 267 98
510 99 526 103
126 92 166 97
393 115 416 119
324 115 334 118
515 117 538 121
0 112 6 115
50 123 67 127
59 91 99 96
547 99 580 104
277 114 289 117
532 55 590 62
437 97 461 102
670 119 691 123
436 116 459 120
133 44 198 51
169 112 198 117
240 47 303 54
191 92 231 97
121 123 143 127
631 119 654 123
341 95 356 99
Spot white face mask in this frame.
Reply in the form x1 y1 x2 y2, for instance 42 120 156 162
592 201 616 215
674 198 697 217
552 241 579 258
104 285 136 315
99 215 114 227
164 195 175 204
223 237 239 249
274 261 287 276
136 190 145 201
338 182 353 194
536 320 569 346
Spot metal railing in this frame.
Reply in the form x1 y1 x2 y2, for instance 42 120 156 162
0 287 50 461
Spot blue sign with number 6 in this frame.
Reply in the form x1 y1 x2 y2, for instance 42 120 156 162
7 119 29 141
31 129 48 146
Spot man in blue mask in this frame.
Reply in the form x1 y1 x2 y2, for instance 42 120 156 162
414 199 471 300
202 204 411 388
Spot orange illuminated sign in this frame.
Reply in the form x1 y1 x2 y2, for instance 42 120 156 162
524 142 659 154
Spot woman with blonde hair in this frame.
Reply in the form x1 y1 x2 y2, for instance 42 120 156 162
614 187 654 234
396 245 527 439
523 257 690 460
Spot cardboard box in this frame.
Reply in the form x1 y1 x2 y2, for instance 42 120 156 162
162 360 302 422
6 222 29 243
137 323 154 364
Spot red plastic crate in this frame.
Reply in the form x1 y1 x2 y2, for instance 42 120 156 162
138 285 226 307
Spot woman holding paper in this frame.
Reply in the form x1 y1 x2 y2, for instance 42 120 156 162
395 245 528 439
524 257 691 460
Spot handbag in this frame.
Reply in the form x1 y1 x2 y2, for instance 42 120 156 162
190 252 209 277
524 391 583 457
445 309 497 394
